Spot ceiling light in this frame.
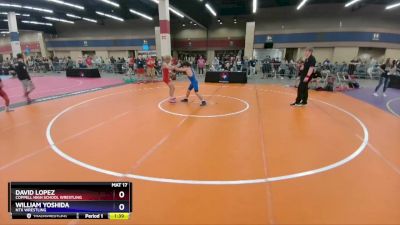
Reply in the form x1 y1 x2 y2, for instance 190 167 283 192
169 6 184 18
22 6 53 13
149 0 184 18
82 17 97 23
129 9 153 21
96 11 124 22
98 0 120 8
0 12 30 17
345 0 363 7
43 16 74 24
205 3 217 16
386 2 400 10
253 0 257 13
66 13 81 19
0 3 21 8
0 3 53 13
22 20 53 26
66 13 97 23
46 0 84 10
297 0 308 10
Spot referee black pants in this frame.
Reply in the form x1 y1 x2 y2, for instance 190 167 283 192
296 80 309 104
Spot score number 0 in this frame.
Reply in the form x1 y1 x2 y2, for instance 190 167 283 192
118 191 125 211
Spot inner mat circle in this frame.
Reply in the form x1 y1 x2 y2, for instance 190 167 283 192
158 95 250 118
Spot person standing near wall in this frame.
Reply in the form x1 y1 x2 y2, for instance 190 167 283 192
146 56 156 82
373 58 392 97
66 56 74 69
212 57 220 71
128 55 135 73
197 56 206 74
249 57 257 75
85 55 93 68
291 48 316 107
136 55 146 81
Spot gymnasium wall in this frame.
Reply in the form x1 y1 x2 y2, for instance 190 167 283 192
172 20 246 39
171 21 246 51
253 4 400 61
254 4 400 35
44 18 157 59
53 19 156 39
301 47 334 62
386 49 400 61
332 47 359 63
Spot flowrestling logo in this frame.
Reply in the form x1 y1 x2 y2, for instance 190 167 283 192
219 72 229 83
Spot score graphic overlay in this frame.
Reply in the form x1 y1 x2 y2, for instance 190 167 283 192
8 182 132 220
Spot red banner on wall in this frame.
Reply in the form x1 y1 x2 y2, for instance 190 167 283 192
0 42 41 54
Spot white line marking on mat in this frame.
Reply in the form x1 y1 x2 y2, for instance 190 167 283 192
357 134 400 175
386 97 400 117
158 95 250 118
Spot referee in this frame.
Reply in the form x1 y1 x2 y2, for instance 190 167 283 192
14 53 35 104
291 48 316 107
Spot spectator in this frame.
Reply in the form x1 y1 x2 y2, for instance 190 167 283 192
136 55 146 80
66 56 74 69
212 57 219 71
94 56 102 68
249 57 257 75
236 57 242 71
146 56 156 81
128 56 135 71
197 56 206 74
110 56 116 64
86 55 93 68
373 58 391 97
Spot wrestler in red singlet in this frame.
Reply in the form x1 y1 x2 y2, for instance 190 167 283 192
0 77 13 112
162 56 176 103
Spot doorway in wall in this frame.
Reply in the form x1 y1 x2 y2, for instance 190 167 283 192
82 51 96 57
285 48 298 61
128 50 136 58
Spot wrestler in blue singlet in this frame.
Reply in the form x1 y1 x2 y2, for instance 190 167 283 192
177 62 206 106
188 68 199 92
